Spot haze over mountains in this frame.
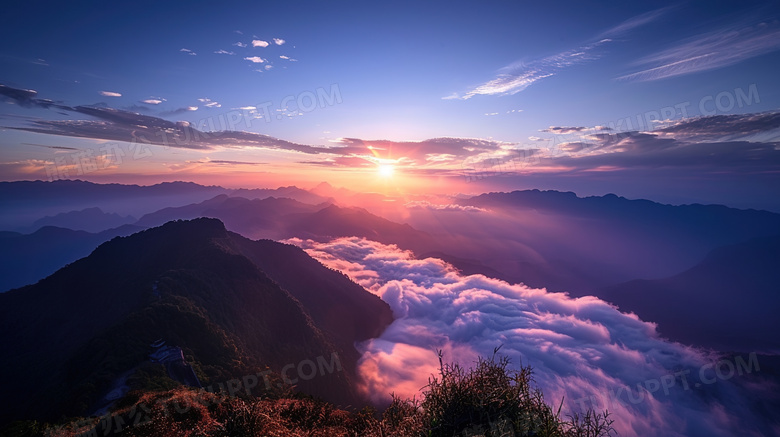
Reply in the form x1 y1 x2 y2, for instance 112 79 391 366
0 180 329 232
0 224 143 292
599 235 780 351
31 207 136 233
2 180 779 354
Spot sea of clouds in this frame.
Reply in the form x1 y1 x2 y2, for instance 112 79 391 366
289 236 777 437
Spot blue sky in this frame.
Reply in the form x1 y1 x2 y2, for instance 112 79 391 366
1 0 780 209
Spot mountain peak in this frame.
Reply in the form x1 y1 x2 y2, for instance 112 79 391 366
0 217 393 423
111 217 229 246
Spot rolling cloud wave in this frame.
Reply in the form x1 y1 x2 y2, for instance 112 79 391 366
291 236 778 437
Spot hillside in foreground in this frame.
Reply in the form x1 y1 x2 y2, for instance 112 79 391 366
9 353 614 437
0 218 392 426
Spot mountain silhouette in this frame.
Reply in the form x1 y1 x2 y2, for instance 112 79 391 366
0 218 392 426
0 180 227 231
598 235 780 352
285 203 439 253
31 207 136 233
136 194 440 253
0 224 143 292
0 195 443 292
455 189 780 292
229 185 330 204
135 195 326 239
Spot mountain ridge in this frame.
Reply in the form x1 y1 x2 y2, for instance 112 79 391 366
0 218 393 426
597 234 780 352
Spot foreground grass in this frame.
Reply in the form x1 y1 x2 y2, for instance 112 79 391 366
12 351 614 437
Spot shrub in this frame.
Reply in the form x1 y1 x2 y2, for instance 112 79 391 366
417 347 614 437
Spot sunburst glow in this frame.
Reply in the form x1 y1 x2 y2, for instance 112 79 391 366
378 164 395 177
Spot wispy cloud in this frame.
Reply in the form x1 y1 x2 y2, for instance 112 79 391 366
404 201 486 212
599 7 671 39
214 49 235 55
460 40 607 99
328 137 507 166
541 126 589 134
197 98 221 108
159 106 198 115
244 56 265 63
657 111 780 141
454 9 666 99
433 112 780 179
618 20 780 82
3 84 503 163
180 48 196 55
273 38 285 45
99 91 121 97
233 42 247 48
535 112 780 172
141 98 165 105
0 84 59 109
22 142 80 151
252 39 269 48
168 157 267 171
2 85 347 154
208 159 266 165
0 159 54 177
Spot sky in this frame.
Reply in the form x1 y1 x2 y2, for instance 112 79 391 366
1 0 780 209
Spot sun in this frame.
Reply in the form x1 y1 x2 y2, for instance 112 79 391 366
378 164 395 177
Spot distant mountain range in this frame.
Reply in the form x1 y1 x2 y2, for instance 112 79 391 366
0 218 392 426
31 207 136 233
3 180 779 357
0 180 329 231
453 189 780 292
0 180 224 230
0 224 143 291
134 194 326 239
0 193 438 292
